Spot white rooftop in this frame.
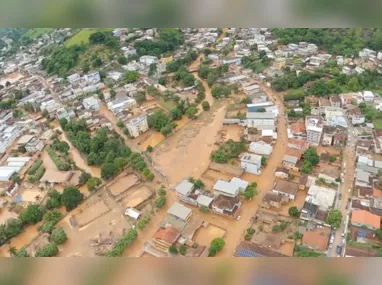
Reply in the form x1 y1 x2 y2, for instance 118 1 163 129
306 185 336 211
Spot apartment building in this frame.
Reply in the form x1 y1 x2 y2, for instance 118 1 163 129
305 116 324 146
126 114 149 138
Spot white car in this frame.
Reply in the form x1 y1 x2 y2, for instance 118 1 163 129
329 243 333 249
341 233 345 238
236 215 241 221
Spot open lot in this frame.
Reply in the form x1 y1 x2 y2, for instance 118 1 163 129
193 223 226 246
121 185 153 208
373 119 382 129
221 124 243 142
108 174 139 197
64 28 112 46
72 200 110 228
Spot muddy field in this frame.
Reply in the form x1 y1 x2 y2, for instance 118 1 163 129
73 200 110 227
108 174 139 197
41 149 57 171
221 124 243 142
193 223 226 246
137 131 165 151
121 185 153 208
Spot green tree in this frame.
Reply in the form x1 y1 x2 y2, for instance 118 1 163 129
11 174 21 184
19 204 43 225
169 245 178 254
304 148 319 165
43 209 62 224
61 186 83 211
82 63 90 73
301 161 313 173
46 189 62 209
201 101 210 111
326 210 343 229
117 120 124 128
243 186 257 200
38 221 55 234
123 71 140 83
15 248 29 257
117 55 127 65
35 243 58 257
179 244 187 256
194 179 205 189
155 196 166 208
288 206 299 217
92 57 103 68
8 246 17 256
51 228 67 245
101 162 118 179
329 155 336 163
158 77 167 85
110 89 116 99
160 124 173 137
185 106 198 119
261 156 267 167
148 111 171 131
199 205 209 213
208 238 225 257
146 145 153 152
376 228 382 240
86 177 102 191
79 171 91 185
134 92 146 105
170 108 182 121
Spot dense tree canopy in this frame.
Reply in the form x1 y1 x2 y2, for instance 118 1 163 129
326 209 343 228
61 186 83 211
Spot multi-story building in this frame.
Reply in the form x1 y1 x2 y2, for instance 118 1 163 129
126 114 149 138
0 125 20 154
305 116 324 146
25 137 44 153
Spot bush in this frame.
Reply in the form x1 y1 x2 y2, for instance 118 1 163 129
199 205 209 213
38 221 55 234
35 243 58 257
46 189 61 209
79 172 91 185
208 238 225 257
46 146 70 171
28 160 43 175
86 177 102 191
43 209 62 224
179 244 187 255
136 215 151 230
146 145 153 152
61 186 83 211
201 101 210 111
27 165 45 183
104 228 137 257
155 196 166 208
15 248 29 257
288 206 299 217
169 245 178 254
210 139 246 164
50 228 67 245
19 204 43 225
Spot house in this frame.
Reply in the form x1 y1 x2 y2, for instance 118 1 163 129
305 185 336 211
261 192 286 209
229 177 249 193
305 116 324 146
302 228 330 252
139 55 158 65
82 96 100 111
272 179 299 201
211 195 241 217
290 121 306 139
174 179 197 206
246 112 276 130
249 141 273 156
345 245 379 257
234 241 287 257
275 167 289 179
352 114 365 125
322 125 336 146
84 72 101 84
126 114 149 138
329 95 341 107
369 198 382 217
325 107 343 119
107 92 137 115
355 169 372 188
247 102 273 112
340 93 354 106
240 152 262 175
56 107 75 121
167 202 192 221
0 126 21 154
25 137 44 153
152 226 181 252
351 209 380 231
221 57 241 65
282 148 302 170
299 174 308 190
288 138 309 151
213 180 240 198
362 91 375 102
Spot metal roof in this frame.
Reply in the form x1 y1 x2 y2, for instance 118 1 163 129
167 202 192 221
175 179 195 196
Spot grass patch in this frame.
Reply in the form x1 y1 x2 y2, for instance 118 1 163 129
157 98 177 112
25 28 53 39
373 119 382 129
64 28 113 47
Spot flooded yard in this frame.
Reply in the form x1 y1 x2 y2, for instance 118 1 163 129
221 124 243 141
121 185 153 208
193 223 226 246
41 149 57 171
73 200 110 228
138 131 165 151
108 174 139 196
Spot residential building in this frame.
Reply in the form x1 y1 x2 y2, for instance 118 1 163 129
322 125 336 146
107 92 137 115
82 96 100 111
56 107 75 121
0 126 20 154
249 141 273 156
373 129 382 154
167 202 192 221
234 241 287 257
246 112 276 130
84 72 101 84
240 152 262 175
174 179 197 206
305 116 324 146
25 137 44 153
139 55 158 65
329 95 341 107
302 228 330 252
287 138 309 151
362 91 375 102
261 192 286 209
369 198 382 217
213 180 240 198
351 209 380 231
211 195 241 217
229 177 249 193
275 167 289 179
305 185 336 212
290 121 306 139
126 114 149 138
272 179 299 201
352 114 365 125
152 226 181 252
282 148 302 170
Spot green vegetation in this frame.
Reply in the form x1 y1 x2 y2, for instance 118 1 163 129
202 101 210 111
0 219 23 245
296 249 321 257
19 205 42 225
208 238 225 257
376 229 382 240
179 244 187 256
104 228 137 257
165 50 198 73
199 205 209 213
46 145 71 171
123 71 140 83
169 245 178 254
359 102 377 122
185 106 198 119
210 139 246 164
211 85 231 99
244 228 255 241
198 64 228 87
326 209 343 228
241 53 271 73
27 165 45 183
301 147 319 174
155 187 167 209
86 177 102 191
136 215 151 231
373 119 382 129
148 110 176 137
221 38 235 56
173 66 195 87
64 29 113 47
35 243 58 257
134 28 184 58
288 206 299 217
27 160 43 175
243 182 258 200
272 221 288 233
50 228 67 245
45 189 62 209
61 186 83 211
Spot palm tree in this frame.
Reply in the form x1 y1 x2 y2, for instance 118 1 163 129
8 246 17 256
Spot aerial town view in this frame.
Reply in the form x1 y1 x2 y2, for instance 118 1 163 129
0 28 382 258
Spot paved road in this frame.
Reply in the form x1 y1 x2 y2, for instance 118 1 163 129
328 121 356 257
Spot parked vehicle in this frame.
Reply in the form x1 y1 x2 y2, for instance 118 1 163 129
336 244 343 255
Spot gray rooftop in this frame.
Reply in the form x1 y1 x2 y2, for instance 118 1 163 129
246 112 276 119
174 179 195 196
213 180 239 196
196 195 214 207
283 155 298 164
167 202 192 221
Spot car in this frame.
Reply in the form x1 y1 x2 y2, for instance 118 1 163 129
336 244 343 255
343 162 346 168
348 188 351 193
341 233 345 238
329 243 333 249
236 215 241 221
